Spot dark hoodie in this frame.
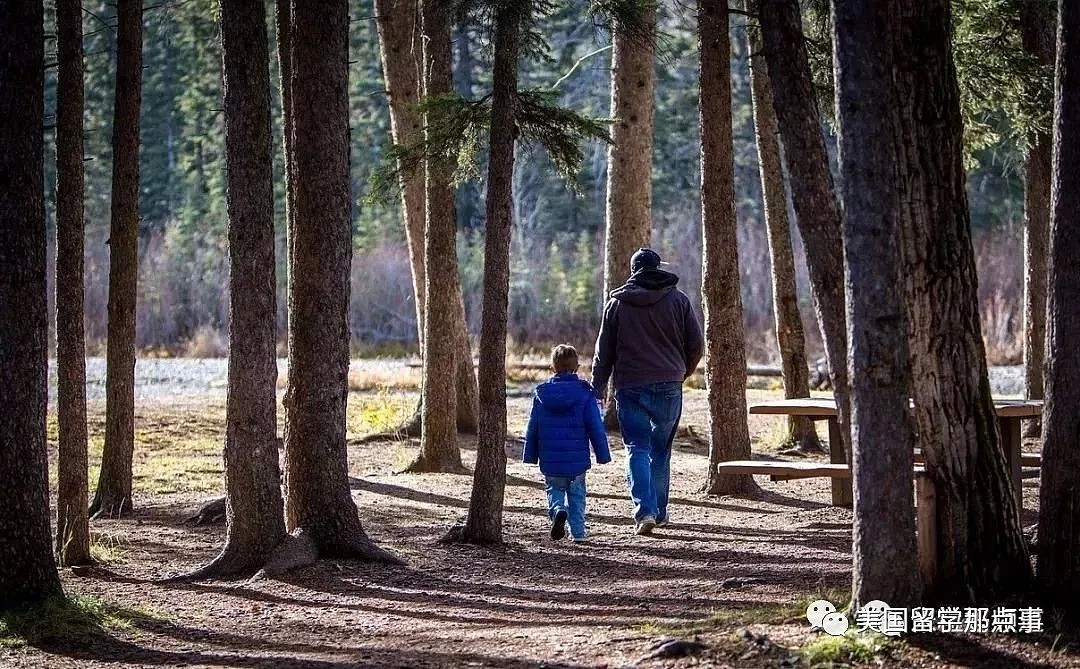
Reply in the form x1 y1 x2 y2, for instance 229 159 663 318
522 372 611 477
590 268 704 397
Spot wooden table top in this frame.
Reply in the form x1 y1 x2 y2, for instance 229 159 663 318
748 397 1043 418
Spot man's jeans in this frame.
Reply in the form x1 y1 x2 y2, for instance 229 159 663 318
545 473 587 539
616 381 683 522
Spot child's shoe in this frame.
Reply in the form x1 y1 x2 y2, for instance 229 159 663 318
550 509 568 540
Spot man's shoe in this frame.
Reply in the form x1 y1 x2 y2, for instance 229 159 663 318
656 517 669 528
551 509 568 540
635 515 657 536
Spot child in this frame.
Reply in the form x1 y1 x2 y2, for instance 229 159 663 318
523 344 611 542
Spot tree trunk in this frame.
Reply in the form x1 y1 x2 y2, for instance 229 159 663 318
92 0 142 519
282 0 397 564
1037 0 1080 611
698 0 758 496
893 0 1032 604
54 0 91 566
0 0 64 608
1023 132 1050 406
601 8 655 427
745 1 820 454
186 0 287 579
833 0 920 610
374 0 426 354
410 0 464 473
373 0 478 439
450 1 522 546
757 0 851 460
276 0 295 351
1020 2 1055 410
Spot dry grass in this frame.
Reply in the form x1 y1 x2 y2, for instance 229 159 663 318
182 326 227 358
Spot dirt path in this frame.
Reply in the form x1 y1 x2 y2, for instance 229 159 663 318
4 388 1075 668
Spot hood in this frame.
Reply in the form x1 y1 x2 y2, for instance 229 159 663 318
534 374 588 414
610 268 679 307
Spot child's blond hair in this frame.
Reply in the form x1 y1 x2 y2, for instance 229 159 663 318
551 344 579 373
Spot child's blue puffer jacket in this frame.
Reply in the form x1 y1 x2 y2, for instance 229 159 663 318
522 372 611 477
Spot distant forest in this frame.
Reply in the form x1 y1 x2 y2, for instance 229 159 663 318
42 0 1032 361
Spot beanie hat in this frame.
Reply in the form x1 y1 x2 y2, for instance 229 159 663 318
630 248 664 273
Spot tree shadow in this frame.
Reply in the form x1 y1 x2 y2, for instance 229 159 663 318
906 632 1073 669
24 620 586 669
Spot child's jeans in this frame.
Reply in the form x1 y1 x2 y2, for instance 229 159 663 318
545 473 587 539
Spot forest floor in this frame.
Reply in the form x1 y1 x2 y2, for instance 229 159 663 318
2 362 1077 668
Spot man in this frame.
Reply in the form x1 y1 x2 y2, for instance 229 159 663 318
591 248 704 535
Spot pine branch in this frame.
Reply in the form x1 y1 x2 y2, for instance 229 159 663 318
516 88 611 191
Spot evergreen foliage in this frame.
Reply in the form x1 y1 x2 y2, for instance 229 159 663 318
41 0 1035 356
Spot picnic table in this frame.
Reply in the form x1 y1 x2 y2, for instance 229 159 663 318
737 397 1042 507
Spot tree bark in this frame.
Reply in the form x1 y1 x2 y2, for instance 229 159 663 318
275 0 295 344
1020 2 1055 409
55 0 92 566
601 7 655 427
1023 132 1050 405
0 0 64 608
92 0 142 519
451 0 522 546
893 0 1032 604
282 0 397 564
410 0 465 473
373 0 478 438
745 1 820 454
833 0 920 610
374 0 426 353
185 0 287 580
1037 0 1080 611
757 0 851 460
699 0 758 496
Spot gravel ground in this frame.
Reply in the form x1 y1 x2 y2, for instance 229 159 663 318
47 358 1027 407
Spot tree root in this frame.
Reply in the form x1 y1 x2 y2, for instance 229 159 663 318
401 453 467 475
262 533 321 574
89 494 133 520
439 521 504 547
186 496 227 525
350 410 423 444
163 526 403 583
702 475 763 497
316 528 405 566
162 546 274 582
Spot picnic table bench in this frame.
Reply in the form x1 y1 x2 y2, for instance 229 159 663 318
720 397 1042 507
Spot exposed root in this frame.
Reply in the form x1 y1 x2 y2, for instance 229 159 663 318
439 521 504 547
701 474 763 498
186 496 227 525
439 522 467 544
350 410 422 444
401 453 467 475
161 547 271 583
319 528 405 566
89 494 133 520
263 533 320 575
